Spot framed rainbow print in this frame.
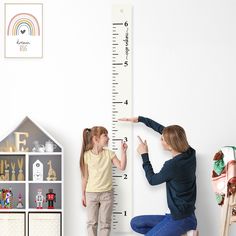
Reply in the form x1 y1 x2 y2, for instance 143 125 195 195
4 3 43 58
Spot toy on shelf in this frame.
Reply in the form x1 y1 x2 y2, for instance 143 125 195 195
17 158 24 181
0 188 13 209
5 188 13 209
45 140 57 152
3 141 15 152
0 160 5 181
32 140 45 152
16 193 23 208
46 189 56 209
35 188 45 209
32 140 40 152
33 160 43 181
46 160 57 181
4 160 10 181
11 162 16 181
0 189 4 207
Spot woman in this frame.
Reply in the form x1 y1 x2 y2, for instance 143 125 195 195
119 116 197 236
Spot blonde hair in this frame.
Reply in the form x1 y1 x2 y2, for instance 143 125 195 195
80 126 108 177
162 125 190 153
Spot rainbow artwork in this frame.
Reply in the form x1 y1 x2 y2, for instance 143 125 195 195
7 13 40 36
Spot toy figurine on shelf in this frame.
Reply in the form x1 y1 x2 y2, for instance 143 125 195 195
46 189 56 209
17 158 24 181
0 189 4 208
33 160 43 181
11 162 16 181
46 160 57 181
16 193 23 208
4 160 10 181
35 188 45 209
32 140 40 152
32 141 45 152
4 188 13 209
45 140 57 152
0 160 5 181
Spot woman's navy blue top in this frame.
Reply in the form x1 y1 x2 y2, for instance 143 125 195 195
139 116 196 220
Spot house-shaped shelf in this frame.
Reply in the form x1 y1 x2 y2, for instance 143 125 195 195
0 116 64 236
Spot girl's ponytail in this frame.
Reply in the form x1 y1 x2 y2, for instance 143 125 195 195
80 128 91 177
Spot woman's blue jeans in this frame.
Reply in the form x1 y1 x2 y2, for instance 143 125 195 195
130 213 197 236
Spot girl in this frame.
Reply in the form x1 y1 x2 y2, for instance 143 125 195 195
80 126 127 236
119 116 197 236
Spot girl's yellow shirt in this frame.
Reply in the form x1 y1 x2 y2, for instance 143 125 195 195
84 149 115 192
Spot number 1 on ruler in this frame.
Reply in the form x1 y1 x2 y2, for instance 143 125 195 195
112 5 132 232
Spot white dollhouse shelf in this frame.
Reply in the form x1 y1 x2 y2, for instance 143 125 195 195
0 116 64 236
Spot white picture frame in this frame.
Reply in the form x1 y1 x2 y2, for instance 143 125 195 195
4 3 43 58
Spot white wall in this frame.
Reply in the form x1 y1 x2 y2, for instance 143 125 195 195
1 0 236 235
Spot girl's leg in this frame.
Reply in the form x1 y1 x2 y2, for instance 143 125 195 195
145 214 197 236
130 215 166 234
98 190 113 236
86 192 100 236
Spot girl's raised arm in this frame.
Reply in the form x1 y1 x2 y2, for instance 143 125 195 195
112 141 128 171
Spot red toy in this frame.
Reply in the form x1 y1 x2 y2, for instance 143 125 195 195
46 189 56 209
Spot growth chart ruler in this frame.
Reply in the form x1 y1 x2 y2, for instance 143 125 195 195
111 5 132 232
